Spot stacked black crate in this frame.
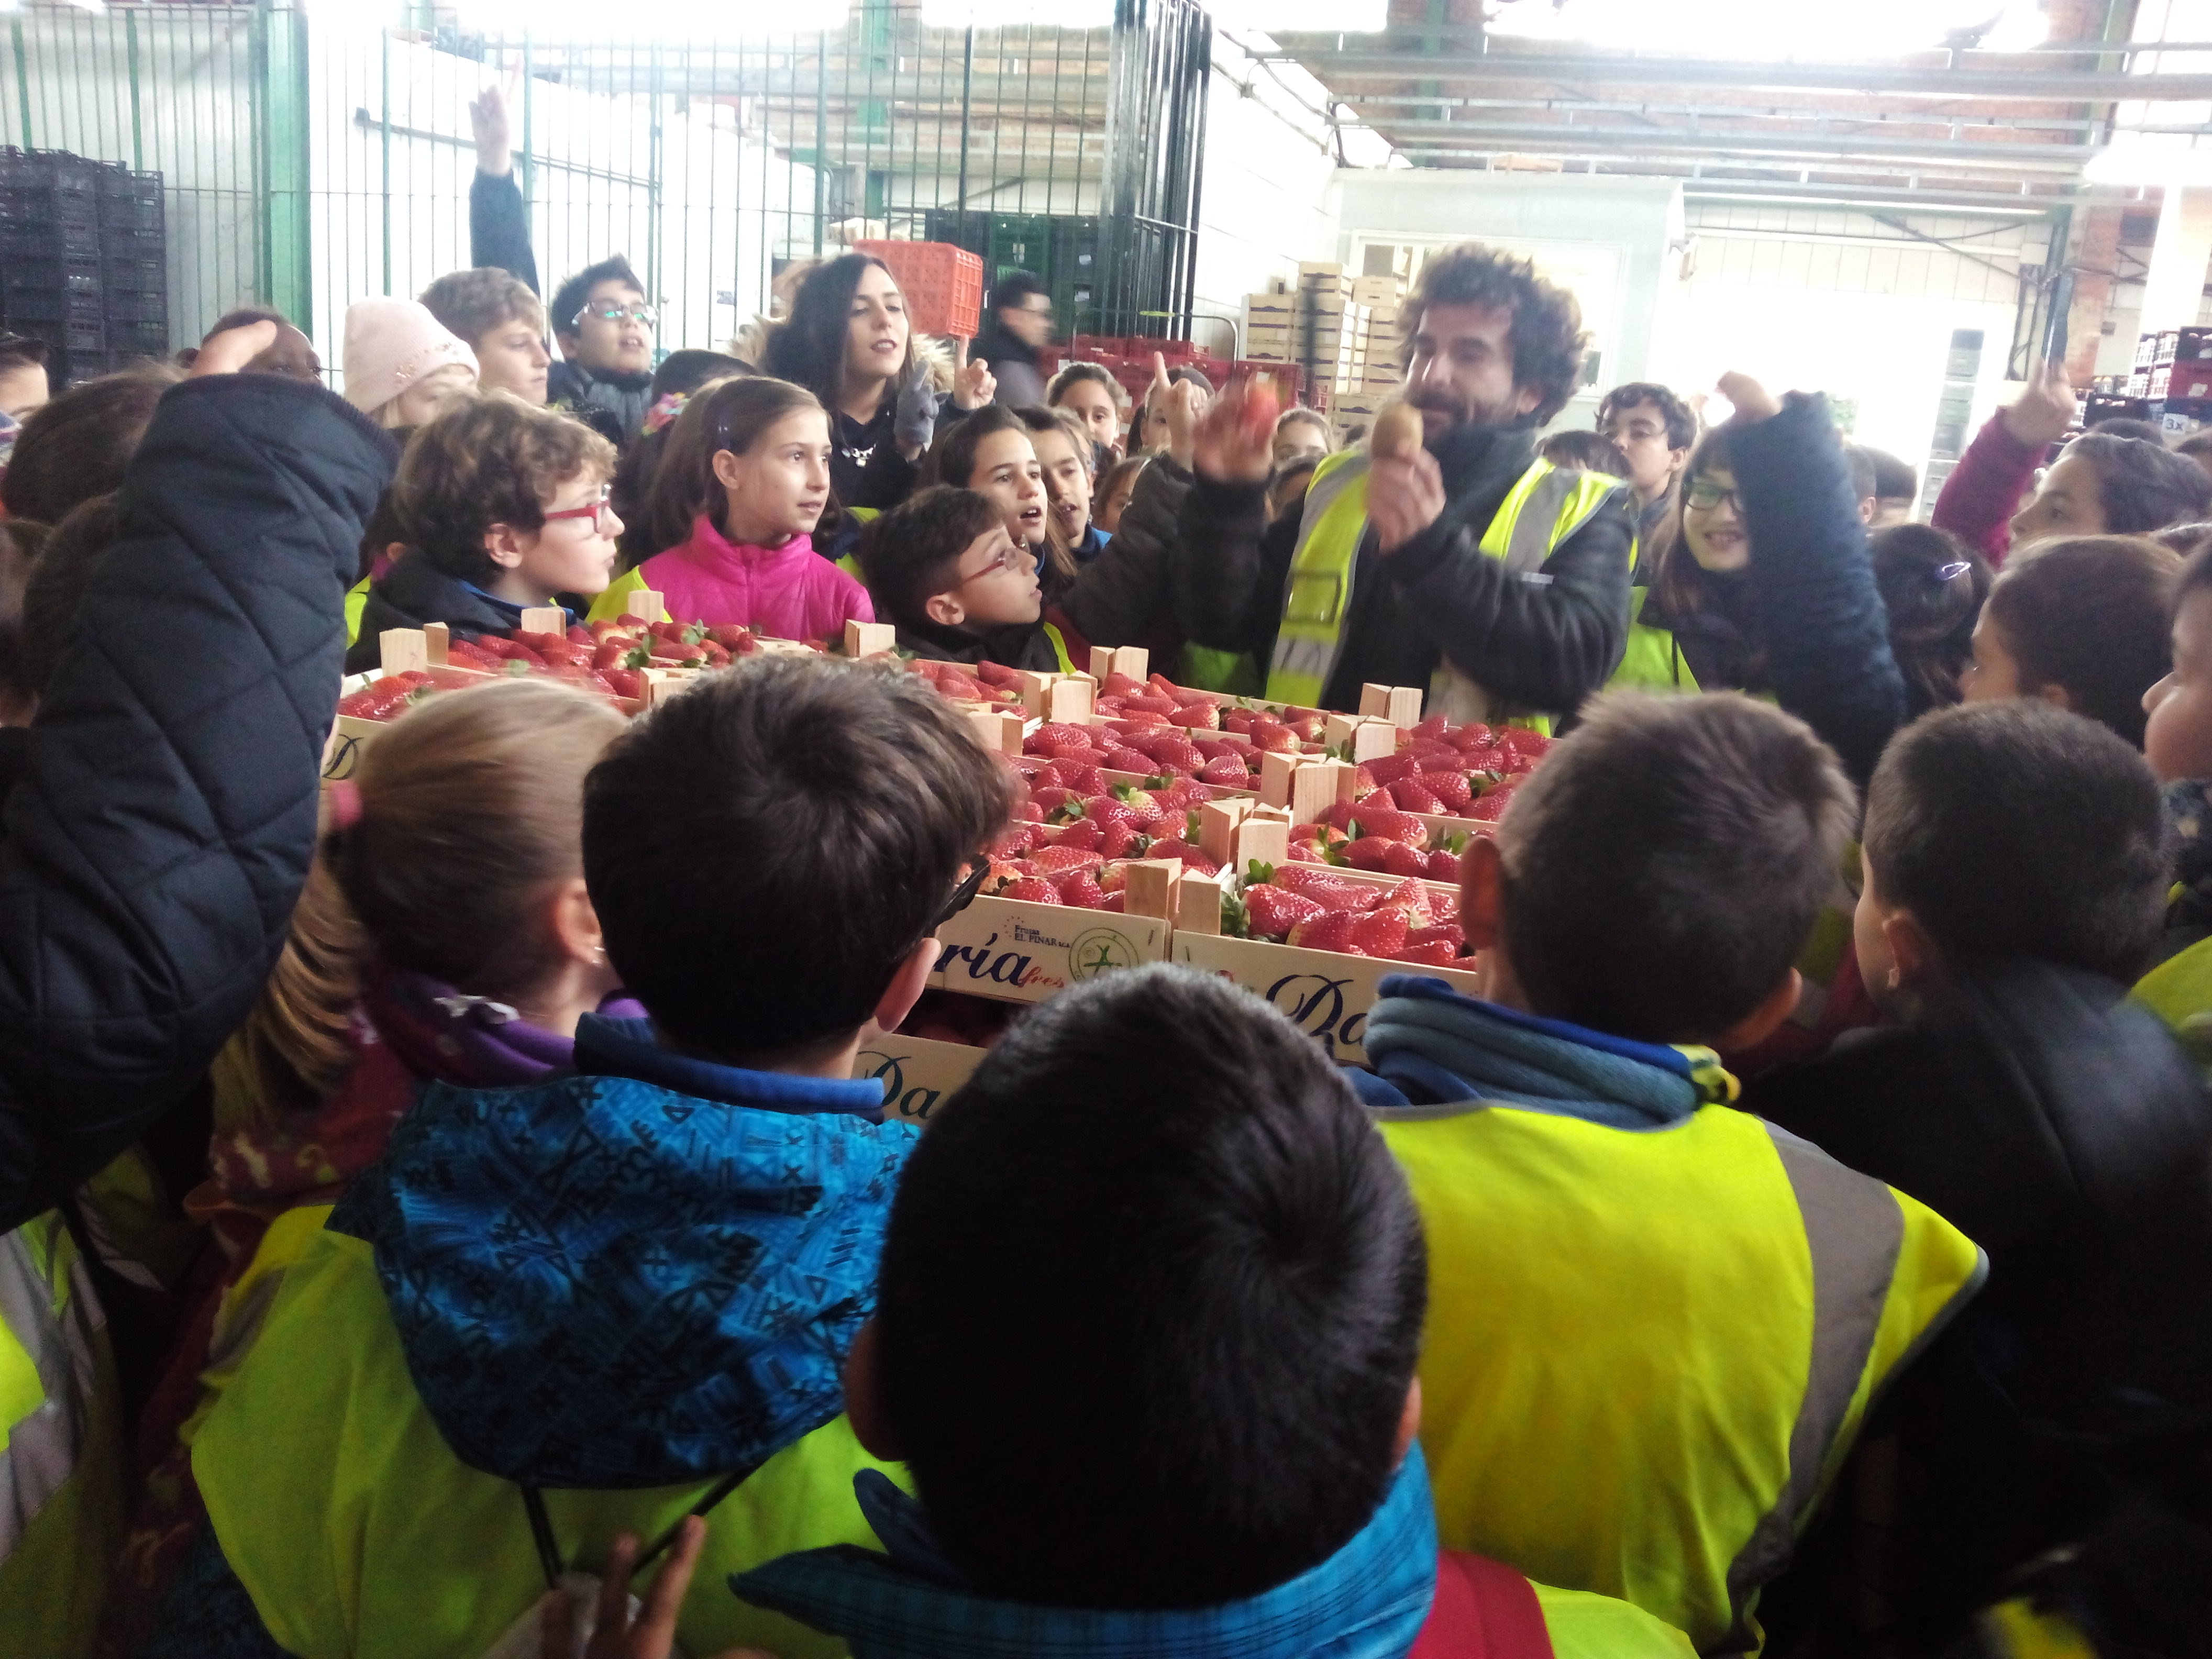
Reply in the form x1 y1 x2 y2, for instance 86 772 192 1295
0 149 166 384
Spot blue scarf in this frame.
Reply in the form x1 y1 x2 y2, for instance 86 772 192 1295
1356 975 1737 1130
730 1447 1441 1659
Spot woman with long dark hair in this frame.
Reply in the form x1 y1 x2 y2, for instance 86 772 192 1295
763 253 994 513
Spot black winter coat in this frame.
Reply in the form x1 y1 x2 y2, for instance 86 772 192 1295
1174 423 1635 716
894 614 1064 672
346 555 519 676
1745 960 2212 1639
0 375 397 1230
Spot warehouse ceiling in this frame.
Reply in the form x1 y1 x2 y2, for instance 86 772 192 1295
1259 0 2212 211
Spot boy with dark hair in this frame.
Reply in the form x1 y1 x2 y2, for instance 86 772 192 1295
1357 691 1986 1652
191 655 1014 1659
1597 379 1695 541
347 395 620 671
858 483 1067 670
1746 702 2211 1645
466 83 655 438
1862 444 1919 525
418 265 551 404
733 966 1694 1657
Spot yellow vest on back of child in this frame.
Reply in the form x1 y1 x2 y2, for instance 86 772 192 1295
192 1221 902 1659
1378 1098 1985 1653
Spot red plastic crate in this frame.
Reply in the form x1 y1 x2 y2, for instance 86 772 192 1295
853 239 982 340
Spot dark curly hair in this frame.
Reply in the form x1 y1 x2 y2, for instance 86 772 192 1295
1402 244 1588 423
764 253 916 414
2064 433 2212 537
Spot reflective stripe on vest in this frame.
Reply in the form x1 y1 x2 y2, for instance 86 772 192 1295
1266 454 1624 711
1378 1100 1984 1651
0 1213 102 1561
344 575 371 648
1042 621 1074 674
587 567 650 625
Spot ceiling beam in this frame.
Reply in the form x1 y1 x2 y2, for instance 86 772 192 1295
1369 118 2093 170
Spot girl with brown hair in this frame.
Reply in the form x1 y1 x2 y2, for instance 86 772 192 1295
591 374 872 640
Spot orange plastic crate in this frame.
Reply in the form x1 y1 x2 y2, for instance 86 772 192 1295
853 239 983 340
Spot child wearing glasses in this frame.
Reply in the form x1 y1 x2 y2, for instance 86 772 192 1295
186 655 1016 1659
1609 371 1906 789
346 396 620 673
591 375 873 643
858 484 1068 672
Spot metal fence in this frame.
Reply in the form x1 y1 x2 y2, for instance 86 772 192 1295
0 0 1210 385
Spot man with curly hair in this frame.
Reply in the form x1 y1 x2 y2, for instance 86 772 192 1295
1178 244 1635 721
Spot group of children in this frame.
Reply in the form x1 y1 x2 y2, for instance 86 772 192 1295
7 232 2212 1659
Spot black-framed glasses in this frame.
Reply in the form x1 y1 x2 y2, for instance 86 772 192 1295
572 302 658 329
925 860 989 934
1684 480 1741 511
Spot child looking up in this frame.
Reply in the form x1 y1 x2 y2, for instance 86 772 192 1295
1744 702 2209 1645
348 395 618 672
1357 692 1985 1652
859 485 1061 671
922 405 1061 593
1018 404 1107 564
1961 533 2179 747
2132 545 2212 1019
189 656 1014 1659
341 297 480 431
591 375 871 640
734 966 1694 1658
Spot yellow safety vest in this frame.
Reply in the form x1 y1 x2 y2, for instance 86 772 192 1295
344 574 371 647
0 1211 127 1659
193 1223 907 1659
1609 588 1700 693
2134 934 2212 1061
1378 1100 1985 1653
1267 452 1627 713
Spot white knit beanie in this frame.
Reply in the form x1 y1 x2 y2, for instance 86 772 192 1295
342 297 479 414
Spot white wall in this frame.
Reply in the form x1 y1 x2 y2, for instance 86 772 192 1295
1648 202 2043 492
1322 170 1684 430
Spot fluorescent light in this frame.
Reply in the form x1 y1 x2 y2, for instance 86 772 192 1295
1484 0 2048 59
2084 138 2212 188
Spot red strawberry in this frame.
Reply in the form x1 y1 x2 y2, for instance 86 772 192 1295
1425 849 1462 882
1123 694 1177 716
1450 723 1495 750
1381 878 1433 917
991 824 1042 859
1425 770 1474 811
1391 939 1462 968
1406 923 1466 953
1056 867 1110 908
1274 865 1385 912
1101 672 1146 698
601 668 645 700
1055 816 1104 852
1319 800 1358 833
1408 740 1462 767
1028 760 1069 789
1192 738 1238 761
1155 842 1222 875
1363 752 1419 787
1412 714 1451 740
1060 764 1106 797
1200 755 1251 787
1466 784 1518 824
1167 701 1221 731
1350 803 1428 850
1286 841 1322 862
1100 819 1149 860
1353 906 1412 957
1012 799 1045 824
1110 786 1164 830
1096 860 1130 893
1343 837 1397 872
1104 745 1157 774
1287 714 1324 743
1083 794 1144 834
1381 840 1430 878
1252 720 1299 753
1034 844 1105 876
1245 884 1325 939
1390 778 1444 814
997 877 1055 903
1287 910 1364 954
975 660 1020 688
707 625 752 652
1152 737 1204 773
1498 727 1551 758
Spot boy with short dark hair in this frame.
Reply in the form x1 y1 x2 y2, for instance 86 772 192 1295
191 656 1015 1659
546 254 656 440
1357 691 1985 1652
347 395 620 671
858 483 1066 671
1746 701 2210 1644
733 965 1694 1657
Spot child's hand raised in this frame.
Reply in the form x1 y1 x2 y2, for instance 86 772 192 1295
538 1517 776 1659
189 320 281 379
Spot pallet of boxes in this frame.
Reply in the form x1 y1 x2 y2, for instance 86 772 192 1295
1329 272 1406 445
323 620 1549 1125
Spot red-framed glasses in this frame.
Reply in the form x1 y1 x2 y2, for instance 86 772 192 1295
543 490 616 534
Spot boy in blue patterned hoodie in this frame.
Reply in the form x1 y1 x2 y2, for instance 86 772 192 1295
182 656 1012 1659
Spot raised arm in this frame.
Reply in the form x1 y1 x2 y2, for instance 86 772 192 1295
0 358 399 1227
469 81 541 294
1930 361 2073 568
1724 374 1907 789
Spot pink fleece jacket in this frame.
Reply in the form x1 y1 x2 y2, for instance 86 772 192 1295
636 516 874 640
